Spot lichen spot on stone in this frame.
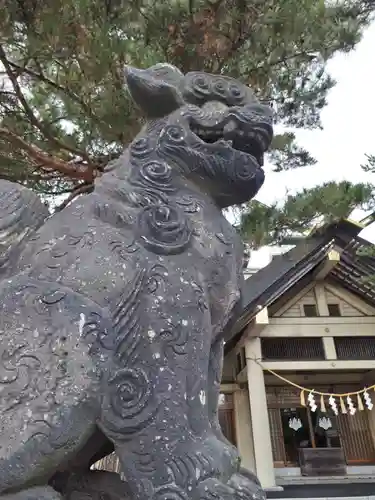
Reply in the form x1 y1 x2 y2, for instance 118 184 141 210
199 390 206 405
79 313 86 335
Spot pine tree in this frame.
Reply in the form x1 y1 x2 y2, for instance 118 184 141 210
239 181 375 247
357 154 375 227
0 0 374 228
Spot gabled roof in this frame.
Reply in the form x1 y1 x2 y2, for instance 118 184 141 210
225 219 375 354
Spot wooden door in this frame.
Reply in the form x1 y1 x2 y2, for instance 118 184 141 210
219 393 236 446
338 411 375 464
268 408 287 466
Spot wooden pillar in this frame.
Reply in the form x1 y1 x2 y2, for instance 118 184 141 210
233 389 256 472
245 337 276 488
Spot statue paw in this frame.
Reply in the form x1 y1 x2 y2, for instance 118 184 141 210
228 468 266 500
195 477 236 499
194 469 265 500
168 431 240 488
201 432 240 480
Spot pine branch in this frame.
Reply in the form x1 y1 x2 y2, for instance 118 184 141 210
0 127 98 182
54 182 94 212
0 45 93 163
6 60 113 135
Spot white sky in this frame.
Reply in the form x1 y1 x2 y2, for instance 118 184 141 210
249 21 375 268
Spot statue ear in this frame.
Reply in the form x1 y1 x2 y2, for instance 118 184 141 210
124 64 184 118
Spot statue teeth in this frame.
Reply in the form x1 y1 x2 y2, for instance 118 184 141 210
223 120 237 135
218 139 233 147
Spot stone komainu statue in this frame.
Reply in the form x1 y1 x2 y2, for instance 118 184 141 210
0 64 273 499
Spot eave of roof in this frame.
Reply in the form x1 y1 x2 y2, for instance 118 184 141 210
225 219 366 354
329 237 375 305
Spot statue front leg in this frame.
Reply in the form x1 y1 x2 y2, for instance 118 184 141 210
98 312 239 499
207 338 240 463
207 338 265 500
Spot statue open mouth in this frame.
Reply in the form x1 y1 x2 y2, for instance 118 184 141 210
187 104 273 167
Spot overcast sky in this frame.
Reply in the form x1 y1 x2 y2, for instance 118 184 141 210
249 21 375 267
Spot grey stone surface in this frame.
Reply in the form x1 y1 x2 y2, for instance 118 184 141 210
56 470 131 499
0 64 273 499
0 486 62 500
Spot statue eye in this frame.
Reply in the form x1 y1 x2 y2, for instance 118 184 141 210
228 83 245 101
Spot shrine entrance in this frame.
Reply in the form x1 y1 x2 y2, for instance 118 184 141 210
280 407 341 466
267 386 375 475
